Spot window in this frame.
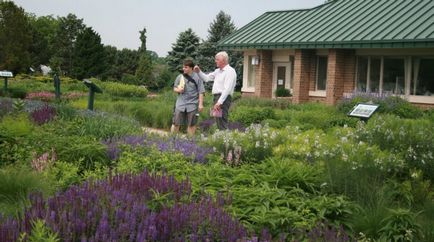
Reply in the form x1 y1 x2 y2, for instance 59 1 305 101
356 56 434 97
247 56 257 88
383 58 405 95
316 56 328 90
356 57 368 92
411 58 434 96
369 58 381 93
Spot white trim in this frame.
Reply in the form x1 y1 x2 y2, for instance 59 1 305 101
408 95 434 104
272 62 291 98
309 90 326 97
241 87 255 93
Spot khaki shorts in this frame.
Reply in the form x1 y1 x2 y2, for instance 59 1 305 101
173 109 198 126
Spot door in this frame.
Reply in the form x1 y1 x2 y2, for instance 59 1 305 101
272 62 292 98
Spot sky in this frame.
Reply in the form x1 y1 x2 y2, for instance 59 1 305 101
13 0 324 57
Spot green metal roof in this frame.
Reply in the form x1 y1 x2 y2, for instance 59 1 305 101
219 0 434 50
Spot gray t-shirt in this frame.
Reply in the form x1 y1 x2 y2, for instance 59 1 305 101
174 73 205 112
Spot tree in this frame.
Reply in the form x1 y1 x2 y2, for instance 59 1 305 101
50 14 85 75
27 14 59 68
71 27 106 79
135 27 154 87
0 1 32 73
197 11 243 87
167 28 200 72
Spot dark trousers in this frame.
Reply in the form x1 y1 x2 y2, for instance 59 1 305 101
213 94 231 130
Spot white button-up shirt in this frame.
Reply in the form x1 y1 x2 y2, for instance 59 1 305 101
198 64 237 105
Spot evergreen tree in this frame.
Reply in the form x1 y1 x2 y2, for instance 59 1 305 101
0 1 32 73
197 11 236 71
50 14 85 75
71 27 106 79
197 11 243 87
167 28 200 72
135 27 154 87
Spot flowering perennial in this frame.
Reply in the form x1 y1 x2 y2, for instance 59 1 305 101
30 105 57 125
0 171 249 241
105 134 213 163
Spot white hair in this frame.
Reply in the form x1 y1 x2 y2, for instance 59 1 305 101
215 51 229 63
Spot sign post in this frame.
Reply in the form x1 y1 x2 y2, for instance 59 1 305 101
83 79 103 111
54 74 61 100
0 71 13 94
348 103 379 122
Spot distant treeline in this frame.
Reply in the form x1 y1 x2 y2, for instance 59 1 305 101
0 1 242 89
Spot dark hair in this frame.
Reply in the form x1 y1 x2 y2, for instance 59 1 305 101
183 59 194 68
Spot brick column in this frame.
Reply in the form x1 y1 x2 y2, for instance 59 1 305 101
254 50 273 98
293 49 314 104
326 49 355 105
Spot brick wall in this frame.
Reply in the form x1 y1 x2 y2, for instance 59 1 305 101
293 49 315 103
326 49 356 105
255 50 273 98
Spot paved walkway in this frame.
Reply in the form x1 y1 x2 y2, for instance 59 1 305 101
142 127 170 136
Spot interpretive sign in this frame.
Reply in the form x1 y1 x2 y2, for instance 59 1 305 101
83 79 103 110
348 103 379 120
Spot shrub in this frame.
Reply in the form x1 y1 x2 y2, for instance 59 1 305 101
230 106 276 126
202 124 280 164
6 87 27 99
337 92 423 119
0 167 51 217
379 208 422 242
356 115 434 181
101 81 148 98
275 87 291 97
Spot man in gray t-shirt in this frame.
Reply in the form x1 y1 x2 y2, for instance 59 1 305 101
172 59 205 136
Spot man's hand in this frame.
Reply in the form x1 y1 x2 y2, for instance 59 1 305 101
193 65 201 73
213 103 221 111
198 104 203 112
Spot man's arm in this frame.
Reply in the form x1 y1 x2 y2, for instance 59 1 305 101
198 93 204 112
194 65 215 83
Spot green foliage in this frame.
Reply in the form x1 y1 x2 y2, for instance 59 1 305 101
234 96 290 109
0 167 52 217
167 28 200 72
116 147 354 236
0 113 33 138
196 11 238 72
202 124 280 164
338 94 423 119
356 115 434 181
275 87 291 97
49 14 85 75
44 161 82 191
0 114 33 165
100 81 148 98
135 27 154 87
131 100 174 129
23 219 60 242
6 87 27 99
379 208 422 242
0 1 32 73
72 27 106 79
230 106 276 125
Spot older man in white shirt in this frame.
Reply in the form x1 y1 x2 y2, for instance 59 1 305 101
194 51 237 130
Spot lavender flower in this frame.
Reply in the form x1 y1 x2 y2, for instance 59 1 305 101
0 171 249 241
104 134 213 163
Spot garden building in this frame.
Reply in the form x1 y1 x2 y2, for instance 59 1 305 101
219 0 434 107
